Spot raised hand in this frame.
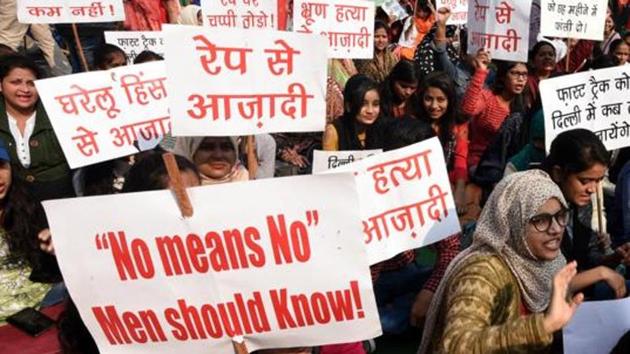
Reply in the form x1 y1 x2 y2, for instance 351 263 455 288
543 261 584 333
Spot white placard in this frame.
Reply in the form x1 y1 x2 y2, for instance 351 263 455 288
201 0 277 29
564 297 630 354
540 0 607 41
35 62 170 168
437 0 468 25
17 0 124 24
294 0 375 59
380 0 409 23
467 0 532 62
43 174 381 353
105 31 165 63
312 149 382 174
540 66 630 152
321 138 461 265
163 25 327 136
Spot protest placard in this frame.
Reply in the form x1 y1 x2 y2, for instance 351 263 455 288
564 297 630 354
467 0 531 62
35 62 170 168
43 174 381 353
540 65 630 151
105 31 165 63
201 0 277 29
540 0 607 41
17 0 124 24
163 25 327 136
294 0 375 59
437 0 468 25
319 138 460 265
380 0 409 23
312 149 382 174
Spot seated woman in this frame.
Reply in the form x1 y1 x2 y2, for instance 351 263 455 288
0 139 61 324
323 74 388 151
354 20 398 83
543 129 628 300
419 170 583 354
379 60 420 119
174 136 249 185
372 118 460 334
407 72 468 214
0 55 73 201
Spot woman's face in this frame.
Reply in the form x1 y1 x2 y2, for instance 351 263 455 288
99 52 126 70
193 137 237 180
422 86 448 120
504 63 528 95
393 80 418 102
533 45 556 74
0 161 11 201
1 67 38 112
554 163 607 207
605 16 615 35
613 42 630 65
526 198 566 261
374 28 389 52
355 89 380 125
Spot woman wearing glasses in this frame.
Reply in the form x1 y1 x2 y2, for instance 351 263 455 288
418 170 582 354
543 129 628 300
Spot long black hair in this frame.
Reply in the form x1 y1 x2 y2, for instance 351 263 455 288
123 152 198 193
380 60 420 114
0 54 42 81
492 60 529 113
409 72 461 146
1 162 53 278
334 74 385 150
542 129 610 175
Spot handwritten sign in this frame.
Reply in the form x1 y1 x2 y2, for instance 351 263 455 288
540 0 607 41
104 31 165 63
322 138 460 265
294 0 375 59
43 174 381 353
312 149 382 174
467 0 531 62
163 25 327 136
380 0 409 23
35 62 170 168
564 297 630 354
17 0 124 24
540 66 630 151
438 0 468 25
201 0 277 29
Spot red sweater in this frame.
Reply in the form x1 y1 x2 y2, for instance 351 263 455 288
462 69 510 169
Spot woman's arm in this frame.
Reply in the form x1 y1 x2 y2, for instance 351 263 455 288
322 124 339 151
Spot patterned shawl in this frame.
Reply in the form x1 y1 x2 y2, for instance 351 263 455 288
418 170 567 354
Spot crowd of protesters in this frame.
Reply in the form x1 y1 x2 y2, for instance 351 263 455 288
2 0 630 353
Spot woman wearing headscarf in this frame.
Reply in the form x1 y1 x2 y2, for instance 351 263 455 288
177 4 202 26
174 136 249 185
418 170 584 354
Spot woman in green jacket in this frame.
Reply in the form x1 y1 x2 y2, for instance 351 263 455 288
0 55 73 201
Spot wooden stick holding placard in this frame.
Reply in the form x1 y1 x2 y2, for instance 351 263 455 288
247 136 258 180
565 38 571 73
232 339 249 354
162 152 193 217
596 181 605 234
71 24 90 72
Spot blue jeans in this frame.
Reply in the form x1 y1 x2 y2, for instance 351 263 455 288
41 282 68 307
373 263 432 334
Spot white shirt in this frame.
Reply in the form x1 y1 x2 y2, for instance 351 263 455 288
7 111 36 168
